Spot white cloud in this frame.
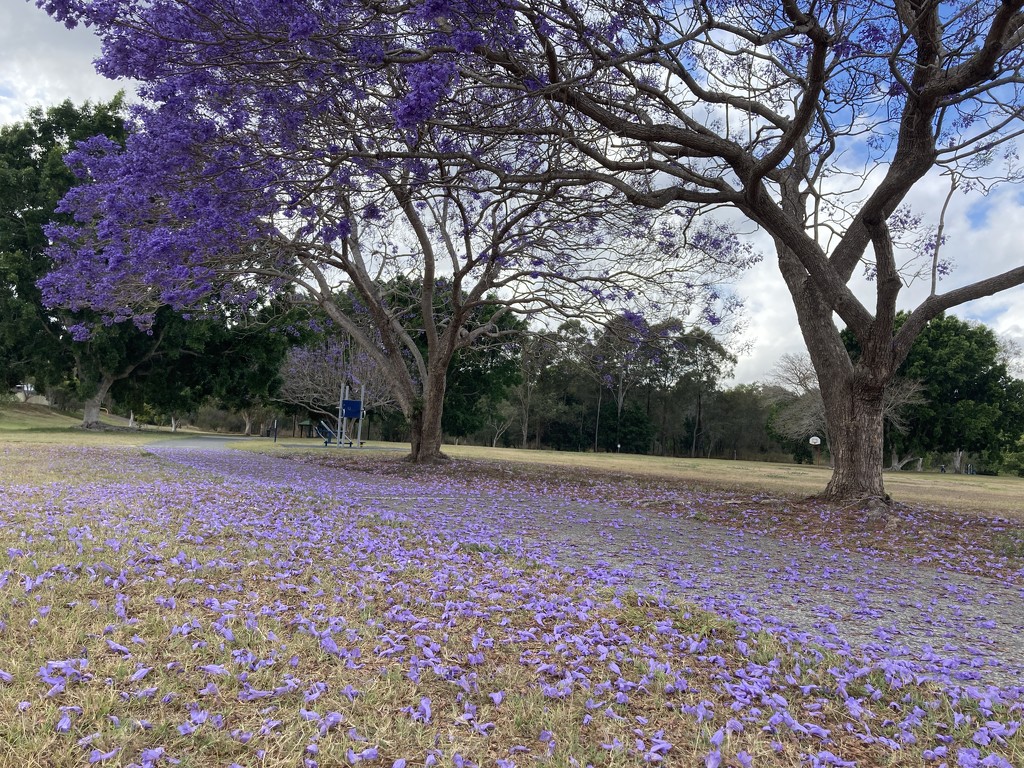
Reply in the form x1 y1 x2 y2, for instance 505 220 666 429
727 165 1024 384
0 3 133 125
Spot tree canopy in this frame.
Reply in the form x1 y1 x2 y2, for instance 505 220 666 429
33 0 1024 496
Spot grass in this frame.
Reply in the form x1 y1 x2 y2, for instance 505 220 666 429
237 438 1024 520
1 437 1022 767
7 402 1022 519
0 403 212 448
0 402 82 430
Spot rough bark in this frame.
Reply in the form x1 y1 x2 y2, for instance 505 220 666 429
777 234 894 510
821 380 887 502
81 374 115 428
406 366 448 463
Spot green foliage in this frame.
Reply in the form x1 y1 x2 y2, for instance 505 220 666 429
1001 436 1024 477
842 313 1024 464
113 307 292 423
900 315 1023 459
441 308 526 439
0 97 126 391
597 400 654 454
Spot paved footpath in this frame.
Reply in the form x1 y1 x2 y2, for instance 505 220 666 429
151 439 1024 693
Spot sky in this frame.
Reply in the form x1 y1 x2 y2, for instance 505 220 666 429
5 1 1024 385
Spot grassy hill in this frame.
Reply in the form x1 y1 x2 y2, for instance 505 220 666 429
0 402 81 430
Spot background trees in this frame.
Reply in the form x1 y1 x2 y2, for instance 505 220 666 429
0 99 292 429
0 98 125 401
895 315 1024 472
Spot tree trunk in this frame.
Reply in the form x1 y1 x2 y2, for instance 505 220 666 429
952 449 964 474
888 447 920 471
242 411 253 436
820 379 887 503
520 386 531 448
407 368 446 463
81 375 115 428
776 232 896 508
690 388 702 458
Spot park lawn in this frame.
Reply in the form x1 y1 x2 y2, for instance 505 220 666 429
0 403 82 430
0 404 197 450
243 438 1024 520
1 439 1022 768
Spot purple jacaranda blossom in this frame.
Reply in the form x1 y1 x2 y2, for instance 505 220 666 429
810 752 857 767
105 639 131 656
56 714 72 733
705 751 722 768
347 747 379 763
259 719 282 735
0 669 12 684
88 748 118 763
340 684 359 700
304 682 327 702
319 712 343 735
198 664 230 676
407 697 431 723
320 634 341 656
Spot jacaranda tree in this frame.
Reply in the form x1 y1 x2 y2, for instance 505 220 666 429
38 1 1023 493
35 1 752 462
442 0 1024 509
